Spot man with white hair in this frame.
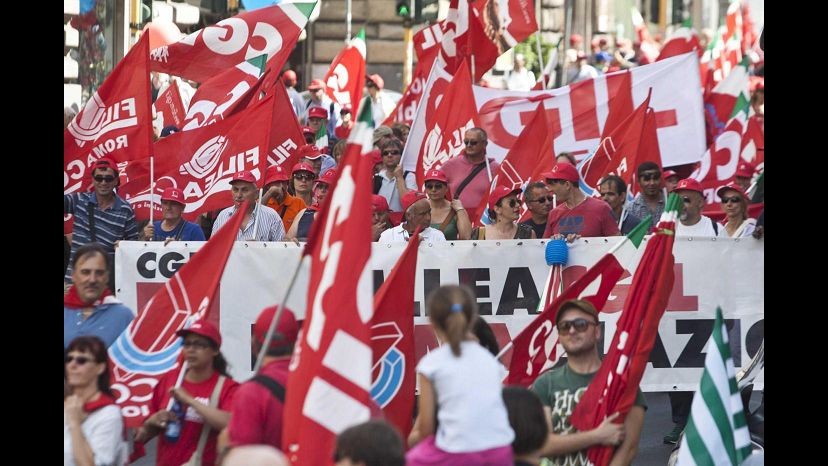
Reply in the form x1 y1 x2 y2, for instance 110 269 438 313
379 192 447 243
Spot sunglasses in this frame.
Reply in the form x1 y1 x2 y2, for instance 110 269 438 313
425 182 445 190
499 199 520 208
720 196 742 204
463 139 482 146
93 175 116 183
382 150 401 156
557 318 597 333
182 340 212 349
528 195 555 204
294 173 315 181
65 355 95 365
639 173 661 181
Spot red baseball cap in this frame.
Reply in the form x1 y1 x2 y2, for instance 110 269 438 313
372 194 389 212
543 163 579 183
307 79 326 90
674 178 703 194
231 170 258 185
160 187 185 205
308 106 328 120
253 305 299 349
735 161 755 178
367 74 385 90
340 104 352 114
297 144 323 160
401 191 428 213
488 186 522 211
315 168 337 187
176 320 222 347
663 169 679 180
264 165 290 185
716 182 748 202
291 162 316 177
423 169 448 183
92 156 119 176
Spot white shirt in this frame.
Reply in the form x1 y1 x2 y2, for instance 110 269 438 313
717 218 756 238
369 92 396 127
505 68 536 91
212 203 286 241
379 225 447 243
417 342 515 453
377 169 417 212
676 215 723 237
64 404 127 466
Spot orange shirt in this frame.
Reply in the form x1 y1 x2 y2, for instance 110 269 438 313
266 194 306 232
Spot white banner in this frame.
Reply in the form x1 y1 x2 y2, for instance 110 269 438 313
116 237 763 391
472 52 706 168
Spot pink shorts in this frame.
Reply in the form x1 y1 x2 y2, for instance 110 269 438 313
406 435 513 466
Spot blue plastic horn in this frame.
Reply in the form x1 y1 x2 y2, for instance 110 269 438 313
545 238 569 266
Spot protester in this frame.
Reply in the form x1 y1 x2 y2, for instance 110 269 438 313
379 191 447 243
371 194 395 242
503 386 549 466
144 187 205 242
543 163 620 239
599 175 643 235
627 161 667 230
717 182 756 238
286 168 337 241
261 165 306 233
64 243 134 349
441 128 500 211
375 138 416 212
64 336 127 466
408 285 514 465
211 171 285 241
472 186 536 240
423 169 471 240
334 420 406 466
520 182 552 239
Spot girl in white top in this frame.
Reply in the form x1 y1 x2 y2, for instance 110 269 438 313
716 183 756 238
407 285 515 466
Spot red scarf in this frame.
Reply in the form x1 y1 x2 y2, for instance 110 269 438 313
83 392 117 413
64 285 111 309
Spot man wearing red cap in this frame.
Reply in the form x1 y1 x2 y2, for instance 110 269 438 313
379 191 447 243
674 178 723 237
733 161 755 192
663 169 680 193
144 187 206 242
261 165 306 233
306 106 340 156
371 194 395 241
542 163 620 239
281 69 304 121
304 78 340 137
225 305 299 449
211 171 285 241
64 157 139 286
364 74 395 127
440 128 500 212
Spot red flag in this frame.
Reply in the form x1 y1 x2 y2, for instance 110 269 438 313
282 115 375 465
410 59 480 186
507 254 627 387
323 29 367 110
578 89 654 193
149 3 313 83
439 0 499 81
472 0 538 55
108 201 248 428
64 33 153 194
119 95 274 221
570 196 679 466
264 81 307 169
383 50 436 126
601 71 634 144
180 55 266 131
370 230 421 437
473 103 555 225
154 80 187 129
657 27 702 62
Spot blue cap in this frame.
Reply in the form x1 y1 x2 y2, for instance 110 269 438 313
595 51 612 63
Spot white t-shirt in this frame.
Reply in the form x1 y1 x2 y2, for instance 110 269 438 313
379 225 447 243
676 215 723 237
417 341 515 453
64 404 127 466
717 218 756 238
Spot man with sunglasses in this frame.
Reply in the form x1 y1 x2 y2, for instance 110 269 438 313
627 161 666 230
440 128 500 212
542 163 620 239
519 182 552 239
531 299 646 465
376 138 416 212
64 157 139 288
674 178 722 237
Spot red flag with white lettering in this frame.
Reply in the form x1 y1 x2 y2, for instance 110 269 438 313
64 33 153 194
370 230 420 437
323 28 366 110
108 200 248 428
472 0 538 56
149 2 314 83
119 95 274 220
570 196 678 466
154 80 187 129
282 112 375 465
263 81 307 170
382 50 436 126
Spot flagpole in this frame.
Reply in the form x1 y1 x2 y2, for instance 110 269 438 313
534 31 545 89
345 0 352 42
253 254 308 373
165 360 189 410
149 155 155 225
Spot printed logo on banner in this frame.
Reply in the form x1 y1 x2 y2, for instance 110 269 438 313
370 322 405 408
68 94 139 147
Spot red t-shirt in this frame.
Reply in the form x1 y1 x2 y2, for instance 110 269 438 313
227 359 290 449
150 370 239 466
543 197 621 238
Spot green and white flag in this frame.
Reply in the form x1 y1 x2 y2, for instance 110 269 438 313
677 307 753 466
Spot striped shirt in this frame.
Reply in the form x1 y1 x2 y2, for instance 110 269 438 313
64 192 139 281
212 203 285 241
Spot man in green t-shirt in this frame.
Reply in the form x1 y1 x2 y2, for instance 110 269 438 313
531 299 647 466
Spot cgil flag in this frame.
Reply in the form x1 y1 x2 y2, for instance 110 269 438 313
677 307 753 466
